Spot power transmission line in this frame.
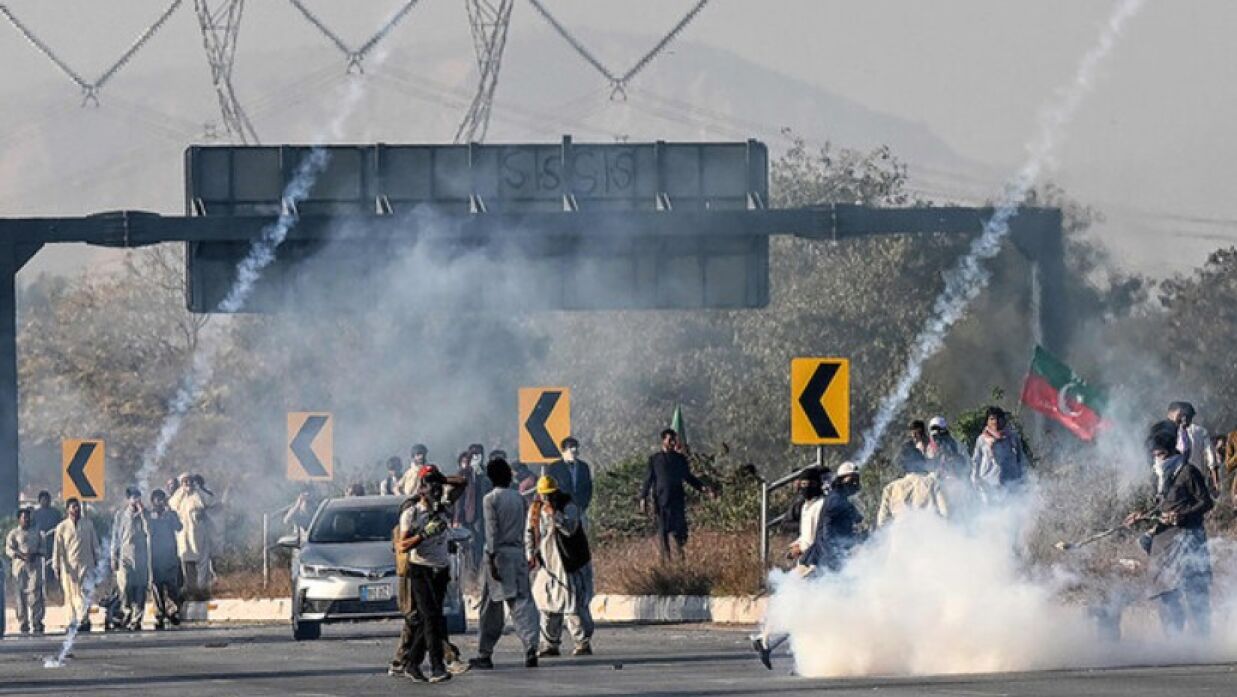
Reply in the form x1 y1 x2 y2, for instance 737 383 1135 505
287 0 423 74
0 1 185 106
526 0 709 99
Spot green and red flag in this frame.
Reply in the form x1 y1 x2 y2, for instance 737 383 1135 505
1020 345 1108 441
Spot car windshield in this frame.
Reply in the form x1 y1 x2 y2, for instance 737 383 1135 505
308 505 400 544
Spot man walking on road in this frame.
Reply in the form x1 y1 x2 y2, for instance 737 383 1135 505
396 467 453 683
640 429 710 562
148 489 183 629
52 498 102 631
111 487 152 630
469 458 540 670
530 475 595 658
5 508 46 634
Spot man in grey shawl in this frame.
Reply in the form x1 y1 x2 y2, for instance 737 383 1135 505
112 487 152 630
468 458 540 669
148 489 183 629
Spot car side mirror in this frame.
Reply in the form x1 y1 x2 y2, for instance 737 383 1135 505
276 532 302 549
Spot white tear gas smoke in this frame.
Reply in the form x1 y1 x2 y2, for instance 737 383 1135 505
853 0 1148 467
133 148 329 494
765 505 1237 678
44 537 113 668
55 60 383 671
133 66 380 496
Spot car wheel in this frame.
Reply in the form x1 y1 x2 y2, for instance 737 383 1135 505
292 618 321 641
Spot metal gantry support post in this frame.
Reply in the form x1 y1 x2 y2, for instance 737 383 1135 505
0 243 41 518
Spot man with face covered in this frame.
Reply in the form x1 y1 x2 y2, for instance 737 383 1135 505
453 444 491 595
394 466 454 683
970 406 1027 501
546 437 593 520
111 487 152 630
1126 420 1214 637
751 466 826 669
802 462 866 574
1167 402 1219 492
168 473 214 599
148 489 183 629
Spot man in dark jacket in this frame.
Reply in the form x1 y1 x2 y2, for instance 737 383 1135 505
1126 420 1214 637
802 462 865 573
639 429 709 561
545 436 594 518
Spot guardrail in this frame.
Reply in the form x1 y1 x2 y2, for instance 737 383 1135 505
755 448 825 570
261 503 294 589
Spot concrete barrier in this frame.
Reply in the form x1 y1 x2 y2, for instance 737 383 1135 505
5 594 764 634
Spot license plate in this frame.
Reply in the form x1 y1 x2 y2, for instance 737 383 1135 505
360 584 391 602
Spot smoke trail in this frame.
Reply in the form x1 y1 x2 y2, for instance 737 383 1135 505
47 61 384 671
853 0 1147 467
134 148 330 493
133 63 381 495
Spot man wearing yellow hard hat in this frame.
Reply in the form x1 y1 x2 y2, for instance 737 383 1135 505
527 474 595 657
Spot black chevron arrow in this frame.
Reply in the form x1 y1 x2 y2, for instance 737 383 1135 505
290 415 329 477
799 362 840 439
524 391 562 459
66 442 98 498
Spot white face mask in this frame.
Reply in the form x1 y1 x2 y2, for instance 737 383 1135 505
470 454 482 468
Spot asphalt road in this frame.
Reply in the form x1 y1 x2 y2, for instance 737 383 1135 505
0 621 1234 697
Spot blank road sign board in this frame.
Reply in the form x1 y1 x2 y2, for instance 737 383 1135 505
184 139 769 313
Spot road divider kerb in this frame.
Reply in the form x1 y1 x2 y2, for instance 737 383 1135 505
5 594 765 632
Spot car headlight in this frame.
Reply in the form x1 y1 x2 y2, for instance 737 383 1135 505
299 563 332 579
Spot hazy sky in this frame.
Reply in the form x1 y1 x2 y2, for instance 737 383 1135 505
2 0 1235 276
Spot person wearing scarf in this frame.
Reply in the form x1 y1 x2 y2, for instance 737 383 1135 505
1126 420 1214 637
969 406 1027 501
452 445 491 596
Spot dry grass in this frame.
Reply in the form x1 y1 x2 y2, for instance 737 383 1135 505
211 566 291 599
591 530 766 596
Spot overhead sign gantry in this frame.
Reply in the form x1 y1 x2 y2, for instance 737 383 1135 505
0 137 1066 516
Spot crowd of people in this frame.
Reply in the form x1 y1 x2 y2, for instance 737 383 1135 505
355 435 598 683
752 400 1234 669
374 429 712 683
4 472 223 635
